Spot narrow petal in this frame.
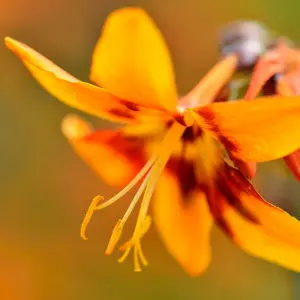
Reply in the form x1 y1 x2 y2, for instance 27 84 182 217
217 165 300 272
90 8 177 112
179 54 238 109
244 52 283 100
62 115 145 187
5 37 146 123
152 170 213 276
195 96 300 162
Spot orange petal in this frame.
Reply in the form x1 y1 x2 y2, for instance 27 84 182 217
244 53 283 100
284 150 300 181
90 8 177 112
217 165 300 272
195 96 300 162
179 54 238 109
152 170 213 276
62 115 145 187
5 37 144 124
231 159 257 179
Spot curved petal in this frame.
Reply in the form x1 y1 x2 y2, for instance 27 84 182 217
61 115 146 187
90 8 177 112
195 96 300 162
152 170 213 276
217 165 300 272
5 37 145 123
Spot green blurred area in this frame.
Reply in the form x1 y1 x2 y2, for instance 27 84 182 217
1 0 300 299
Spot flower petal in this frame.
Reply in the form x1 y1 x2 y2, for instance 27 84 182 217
195 96 300 162
217 165 300 272
284 150 300 181
179 54 238 109
90 8 177 112
152 169 213 276
61 115 146 187
5 37 146 123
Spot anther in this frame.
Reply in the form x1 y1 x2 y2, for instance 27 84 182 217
80 195 103 240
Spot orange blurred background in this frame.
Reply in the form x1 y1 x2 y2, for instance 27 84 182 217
1 0 300 299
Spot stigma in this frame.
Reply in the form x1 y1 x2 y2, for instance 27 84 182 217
80 121 186 271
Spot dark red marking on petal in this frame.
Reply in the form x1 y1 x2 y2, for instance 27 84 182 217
84 130 142 152
218 136 239 153
216 165 259 224
205 187 235 239
174 114 189 127
83 130 146 179
120 100 140 111
108 108 135 119
197 107 239 152
231 158 257 179
197 106 216 123
221 163 274 217
181 126 203 143
166 157 197 198
215 215 235 238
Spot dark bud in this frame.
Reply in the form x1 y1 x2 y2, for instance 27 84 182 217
219 20 273 69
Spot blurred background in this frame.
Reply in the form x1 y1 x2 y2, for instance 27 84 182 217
1 0 300 299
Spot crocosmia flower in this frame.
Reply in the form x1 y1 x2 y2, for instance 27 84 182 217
220 21 300 181
6 8 300 275
244 38 300 181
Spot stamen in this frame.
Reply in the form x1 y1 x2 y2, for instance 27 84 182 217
80 155 157 240
116 122 185 270
105 172 151 255
82 121 186 271
95 155 157 211
80 195 103 240
136 241 148 266
105 219 123 255
118 215 152 271
134 122 185 231
134 243 142 272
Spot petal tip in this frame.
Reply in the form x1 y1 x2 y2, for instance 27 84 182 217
61 114 92 139
109 7 147 18
4 36 17 51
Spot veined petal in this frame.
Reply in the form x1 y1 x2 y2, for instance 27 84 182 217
5 37 146 123
152 170 213 276
62 115 146 187
218 165 300 272
90 8 177 112
195 96 300 162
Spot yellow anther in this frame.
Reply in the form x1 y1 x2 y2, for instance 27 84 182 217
117 215 152 271
80 122 184 272
136 241 148 267
134 244 142 272
80 195 103 240
105 219 124 255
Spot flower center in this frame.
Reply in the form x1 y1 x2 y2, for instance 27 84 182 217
80 121 187 271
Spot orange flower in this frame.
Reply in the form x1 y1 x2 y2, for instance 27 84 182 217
245 39 300 181
5 8 300 275
220 21 300 180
